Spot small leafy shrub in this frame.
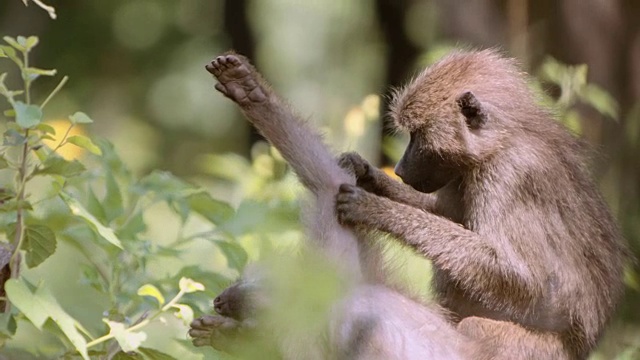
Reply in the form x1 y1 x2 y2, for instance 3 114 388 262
0 35 253 359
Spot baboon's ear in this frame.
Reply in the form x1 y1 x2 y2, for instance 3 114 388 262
456 91 487 129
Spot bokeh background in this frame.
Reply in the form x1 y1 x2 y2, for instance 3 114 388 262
1 0 639 358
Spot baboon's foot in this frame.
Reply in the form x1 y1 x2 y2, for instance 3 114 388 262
205 53 267 105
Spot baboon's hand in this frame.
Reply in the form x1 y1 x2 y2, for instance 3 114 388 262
336 183 383 226
189 315 241 350
338 152 381 194
205 53 267 106
189 314 257 351
339 152 372 180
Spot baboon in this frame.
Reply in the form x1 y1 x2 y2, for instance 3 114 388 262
189 52 484 359
189 50 627 359
335 50 627 359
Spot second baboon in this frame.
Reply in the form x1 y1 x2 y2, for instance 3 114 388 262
336 50 627 359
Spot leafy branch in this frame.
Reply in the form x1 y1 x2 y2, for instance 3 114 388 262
86 278 204 352
20 0 57 19
0 36 56 280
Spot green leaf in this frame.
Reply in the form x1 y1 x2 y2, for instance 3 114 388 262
178 277 205 293
80 264 106 293
3 109 15 117
573 64 588 88
3 129 26 146
137 347 178 360
59 191 123 249
0 313 17 337
25 36 39 50
86 186 107 223
13 101 42 129
171 304 194 325
24 67 57 81
580 84 619 120
36 122 56 134
540 57 563 85
104 171 123 222
5 279 90 360
187 192 234 225
66 134 103 155
169 266 231 295
0 199 32 212
169 199 190 223
0 188 15 203
561 110 582 135
137 284 165 307
69 111 94 124
0 48 5 58
104 320 147 352
135 172 224 224
135 171 196 199
16 36 28 49
3 36 24 52
6 280 47 328
96 138 131 179
33 156 85 177
624 267 640 292
215 241 248 271
0 46 22 68
118 211 146 239
15 224 57 268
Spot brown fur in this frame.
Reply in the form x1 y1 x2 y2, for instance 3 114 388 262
336 49 628 359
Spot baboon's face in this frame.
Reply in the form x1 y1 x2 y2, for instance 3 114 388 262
214 282 249 320
394 91 488 193
214 275 270 321
395 132 461 193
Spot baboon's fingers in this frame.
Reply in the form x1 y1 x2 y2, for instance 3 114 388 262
337 183 360 198
192 338 212 347
205 61 217 75
338 152 372 182
337 152 358 175
191 315 225 329
336 183 377 226
223 54 241 66
216 55 228 66
188 329 211 338
205 59 223 76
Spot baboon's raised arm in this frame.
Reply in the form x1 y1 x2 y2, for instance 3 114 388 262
205 53 362 276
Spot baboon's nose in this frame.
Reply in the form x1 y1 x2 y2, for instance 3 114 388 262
214 296 224 314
